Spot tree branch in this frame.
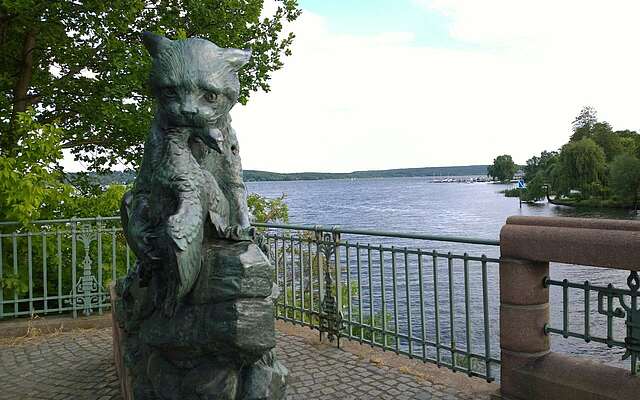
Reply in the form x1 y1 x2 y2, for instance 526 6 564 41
62 138 109 149
11 93 41 105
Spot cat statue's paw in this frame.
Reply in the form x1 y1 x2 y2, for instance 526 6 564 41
224 225 256 242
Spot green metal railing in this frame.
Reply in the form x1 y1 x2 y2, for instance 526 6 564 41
0 216 130 319
544 271 640 375
254 222 502 381
3 217 638 380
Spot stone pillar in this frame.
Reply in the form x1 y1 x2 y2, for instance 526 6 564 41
499 258 549 400
497 216 640 400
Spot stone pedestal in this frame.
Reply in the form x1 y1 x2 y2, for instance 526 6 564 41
112 240 287 400
498 258 549 400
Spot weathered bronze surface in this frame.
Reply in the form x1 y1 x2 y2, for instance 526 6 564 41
114 32 287 400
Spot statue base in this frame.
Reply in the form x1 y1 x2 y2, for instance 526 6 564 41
111 240 287 400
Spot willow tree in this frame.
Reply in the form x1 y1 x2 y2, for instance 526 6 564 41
557 138 606 197
0 0 300 170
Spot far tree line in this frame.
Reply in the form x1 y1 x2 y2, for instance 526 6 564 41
489 106 640 209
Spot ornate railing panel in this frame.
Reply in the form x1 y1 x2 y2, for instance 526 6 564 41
0 217 130 318
545 270 640 375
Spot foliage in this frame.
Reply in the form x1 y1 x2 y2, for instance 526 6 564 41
0 110 134 223
570 106 597 142
557 138 606 197
502 178 546 203
1 0 301 170
487 154 517 182
616 130 640 158
610 153 640 207
505 107 640 208
0 110 70 223
520 174 547 202
520 151 559 202
501 188 521 198
591 122 624 162
569 107 624 161
454 353 483 371
57 184 129 219
247 193 289 223
0 272 28 294
523 150 558 182
349 310 396 346
280 281 395 346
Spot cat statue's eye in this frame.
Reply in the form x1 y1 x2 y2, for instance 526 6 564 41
163 88 177 99
204 92 217 103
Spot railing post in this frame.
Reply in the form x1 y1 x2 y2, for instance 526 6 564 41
97 216 103 315
71 219 78 319
332 227 342 337
314 227 324 342
317 228 343 345
499 256 549 400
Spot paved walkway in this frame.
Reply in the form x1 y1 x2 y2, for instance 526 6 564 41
0 325 497 400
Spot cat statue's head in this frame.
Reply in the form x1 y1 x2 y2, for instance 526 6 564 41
143 32 250 150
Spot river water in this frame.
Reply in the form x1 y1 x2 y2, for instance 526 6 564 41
247 177 638 373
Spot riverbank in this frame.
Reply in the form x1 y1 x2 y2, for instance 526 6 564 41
501 187 638 210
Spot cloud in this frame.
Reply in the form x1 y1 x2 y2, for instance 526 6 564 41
63 2 640 173
232 3 640 172
421 0 640 52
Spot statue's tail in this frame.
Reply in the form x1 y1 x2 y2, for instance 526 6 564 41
167 198 206 302
175 232 204 299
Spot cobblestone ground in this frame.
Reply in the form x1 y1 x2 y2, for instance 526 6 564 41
0 328 493 400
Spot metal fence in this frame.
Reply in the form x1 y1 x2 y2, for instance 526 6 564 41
2 217 638 379
545 269 640 375
255 222 502 382
0 216 130 319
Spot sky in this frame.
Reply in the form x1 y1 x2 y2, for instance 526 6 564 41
64 0 640 172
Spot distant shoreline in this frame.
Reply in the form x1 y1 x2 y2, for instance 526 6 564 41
69 165 491 185
243 165 489 182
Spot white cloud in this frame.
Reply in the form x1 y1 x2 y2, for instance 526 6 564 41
64 3 640 173
231 3 640 172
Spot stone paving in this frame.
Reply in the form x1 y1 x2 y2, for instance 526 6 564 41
0 327 495 400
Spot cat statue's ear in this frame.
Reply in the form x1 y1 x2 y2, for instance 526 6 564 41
142 32 173 58
224 48 252 71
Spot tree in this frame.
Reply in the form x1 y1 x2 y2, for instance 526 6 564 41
487 154 517 182
0 110 131 223
590 122 624 162
247 193 289 223
570 106 597 142
521 150 559 202
615 129 640 158
523 150 558 182
609 153 640 208
0 1 301 170
557 138 606 197
0 110 68 223
520 174 546 202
